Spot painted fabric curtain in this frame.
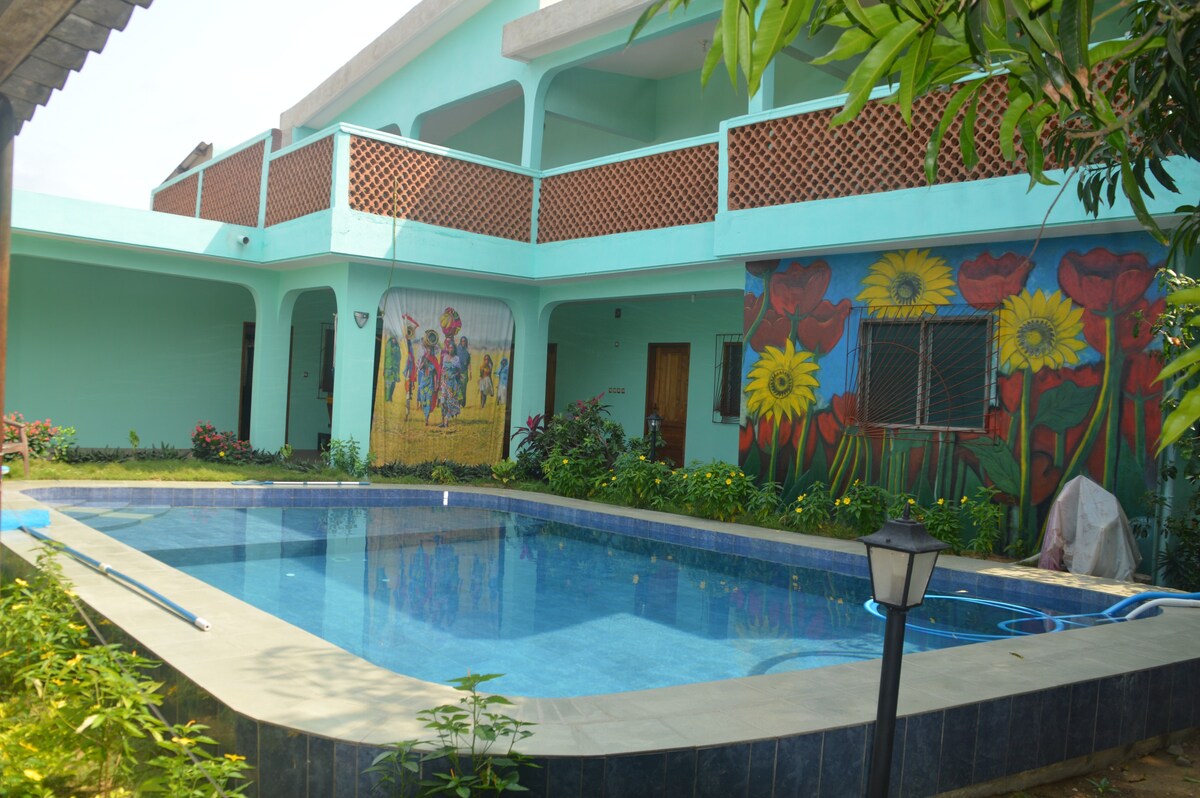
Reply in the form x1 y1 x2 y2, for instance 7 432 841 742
371 288 514 465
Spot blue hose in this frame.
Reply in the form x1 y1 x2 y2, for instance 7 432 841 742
18 525 211 631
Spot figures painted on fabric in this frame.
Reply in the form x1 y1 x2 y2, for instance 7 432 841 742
739 232 1166 552
372 290 515 465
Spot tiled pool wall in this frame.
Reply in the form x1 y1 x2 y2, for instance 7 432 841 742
7 485 1197 798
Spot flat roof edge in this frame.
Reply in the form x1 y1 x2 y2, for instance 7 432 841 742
501 0 653 62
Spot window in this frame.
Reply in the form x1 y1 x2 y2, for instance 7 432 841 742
859 317 991 430
713 334 743 422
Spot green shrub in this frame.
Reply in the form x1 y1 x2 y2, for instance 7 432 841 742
834 481 890 535
677 461 776 523
599 452 673 509
781 482 835 533
491 459 518 485
0 554 252 796
919 497 963 553
190 421 253 463
322 437 371 477
542 450 603 499
964 486 1004 556
3 413 76 462
430 464 457 485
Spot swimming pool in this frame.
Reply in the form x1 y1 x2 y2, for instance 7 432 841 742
46 502 1093 697
3 483 1198 798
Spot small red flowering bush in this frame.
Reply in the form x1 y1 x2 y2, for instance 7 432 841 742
190 422 252 463
3 412 76 460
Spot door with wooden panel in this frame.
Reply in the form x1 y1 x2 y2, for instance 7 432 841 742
645 343 690 466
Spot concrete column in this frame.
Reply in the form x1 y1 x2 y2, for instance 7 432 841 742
248 286 295 452
520 74 551 171
508 296 550 439
748 60 776 114
329 270 382 449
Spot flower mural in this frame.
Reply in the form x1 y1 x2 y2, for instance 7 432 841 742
856 250 956 318
740 233 1167 553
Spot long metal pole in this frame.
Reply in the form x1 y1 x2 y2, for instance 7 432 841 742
866 607 908 798
0 95 13 490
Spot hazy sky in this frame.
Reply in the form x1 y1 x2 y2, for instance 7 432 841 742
14 0 419 209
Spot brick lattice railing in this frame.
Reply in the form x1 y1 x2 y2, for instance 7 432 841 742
727 77 1022 210
152 173 199 218
198 141 267 226
348 136 533 242
537 143 719 243
265 137 334 227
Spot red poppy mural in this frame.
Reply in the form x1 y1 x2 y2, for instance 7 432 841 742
740 234 1166 551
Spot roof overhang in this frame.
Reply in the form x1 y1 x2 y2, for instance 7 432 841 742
0 0 153 131
278 0 489 141
501 0 655 62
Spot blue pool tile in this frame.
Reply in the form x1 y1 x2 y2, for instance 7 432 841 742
1119 669 1149 746
1006 692 1042 775
307 736 335 798
1037 689 1069 769
937 705 977 793
547 757 582 798
604 753 665 798
695 743 750 798
775 732 822 797
664 748 697 797
522 757 549 797
580 756 606 798
258 722 307 798
972 698 1010 782
1065 680 1099 759
899 711 942 798
747 740 776 797
1146 667 1171 738
1094 676 1123 751
358 745 395 798
1169 661 1197 732
333 742 359 798
819 724 866 798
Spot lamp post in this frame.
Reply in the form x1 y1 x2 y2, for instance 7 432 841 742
646 411 662 461
859 506 949 798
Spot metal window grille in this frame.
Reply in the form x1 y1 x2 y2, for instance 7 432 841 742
713 334 743 423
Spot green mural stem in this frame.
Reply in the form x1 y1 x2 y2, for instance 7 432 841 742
1133 395 1145 474
793 412 812 487
744 272 772 347
767 420 780 487
1018 370 1033 540
1062 315 1115 484
862 435 872 488
1055 430 1065 470
829 433 850 491
1103 341 1126 488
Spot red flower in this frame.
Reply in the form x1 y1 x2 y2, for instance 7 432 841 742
795 299 852 356
746 294 792 353
757 415 793 450
1058 248 1156 314
1121 351 1164 457
998 371 1025 414
1029 452 1063 506
957 252 1033 309
1081 296 1165 354
746 260 776 278
769 259 831 318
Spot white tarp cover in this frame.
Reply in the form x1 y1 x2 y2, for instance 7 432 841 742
1038 475 1141 581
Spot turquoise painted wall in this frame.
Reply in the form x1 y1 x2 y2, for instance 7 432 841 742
548 294 741 464
654 68 746 142
333 0 538 143
773 57 847 108
286 289 336 450
541 115 644 170
441 98 525 166
5 257 254 448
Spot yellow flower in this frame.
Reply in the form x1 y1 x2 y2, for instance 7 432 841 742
561 458 569 464
729 471 736 477
682 473 688 479
937 498 945 505
706 472 713 478
856 250 955 318
639 455 646 461
745 337 820 423
795 507 803 514
725 478 732 485
224 753 246 762
961 496 969 504
999 289 1085 372
655 478 661 484
172 736 194 747
23 769 43 782
218 451 225 458
14 578 28 587
842 497 852 506
907 498 916 505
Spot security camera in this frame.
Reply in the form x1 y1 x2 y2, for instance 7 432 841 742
234 234 250 245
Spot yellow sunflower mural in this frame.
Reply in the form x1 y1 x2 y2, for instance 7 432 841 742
856 250 956 318
745 338 819 422
999 289 1086 372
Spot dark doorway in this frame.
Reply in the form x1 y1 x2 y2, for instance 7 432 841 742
238 323 255 441
646 343 690 466
545 343 558 420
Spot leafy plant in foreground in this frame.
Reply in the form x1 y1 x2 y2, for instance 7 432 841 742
367 673 536 797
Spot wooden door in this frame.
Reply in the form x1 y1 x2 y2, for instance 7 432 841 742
646 343 689 466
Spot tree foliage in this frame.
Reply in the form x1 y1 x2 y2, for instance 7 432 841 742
632 0 1199 446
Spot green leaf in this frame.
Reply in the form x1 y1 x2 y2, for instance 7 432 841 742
722 0 741 87
1058 0 1093 77
897 27 936 126
999 92 1033 162
1158 387 1200 452
962 438 1021 496
831 19 922 126
629 0 670 43
1157 341 1200 382
1032 380 1098 431
700 24 725 86
959 91 982 172
811 25 874 65
1166 287 1200 306
749 0 815 96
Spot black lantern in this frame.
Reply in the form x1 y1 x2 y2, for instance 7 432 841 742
646 411 662 462
859 506 949 798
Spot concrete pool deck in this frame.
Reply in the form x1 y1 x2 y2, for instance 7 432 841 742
2 480 1198 798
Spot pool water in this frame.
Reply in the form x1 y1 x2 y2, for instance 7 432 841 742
58 503 1069 697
